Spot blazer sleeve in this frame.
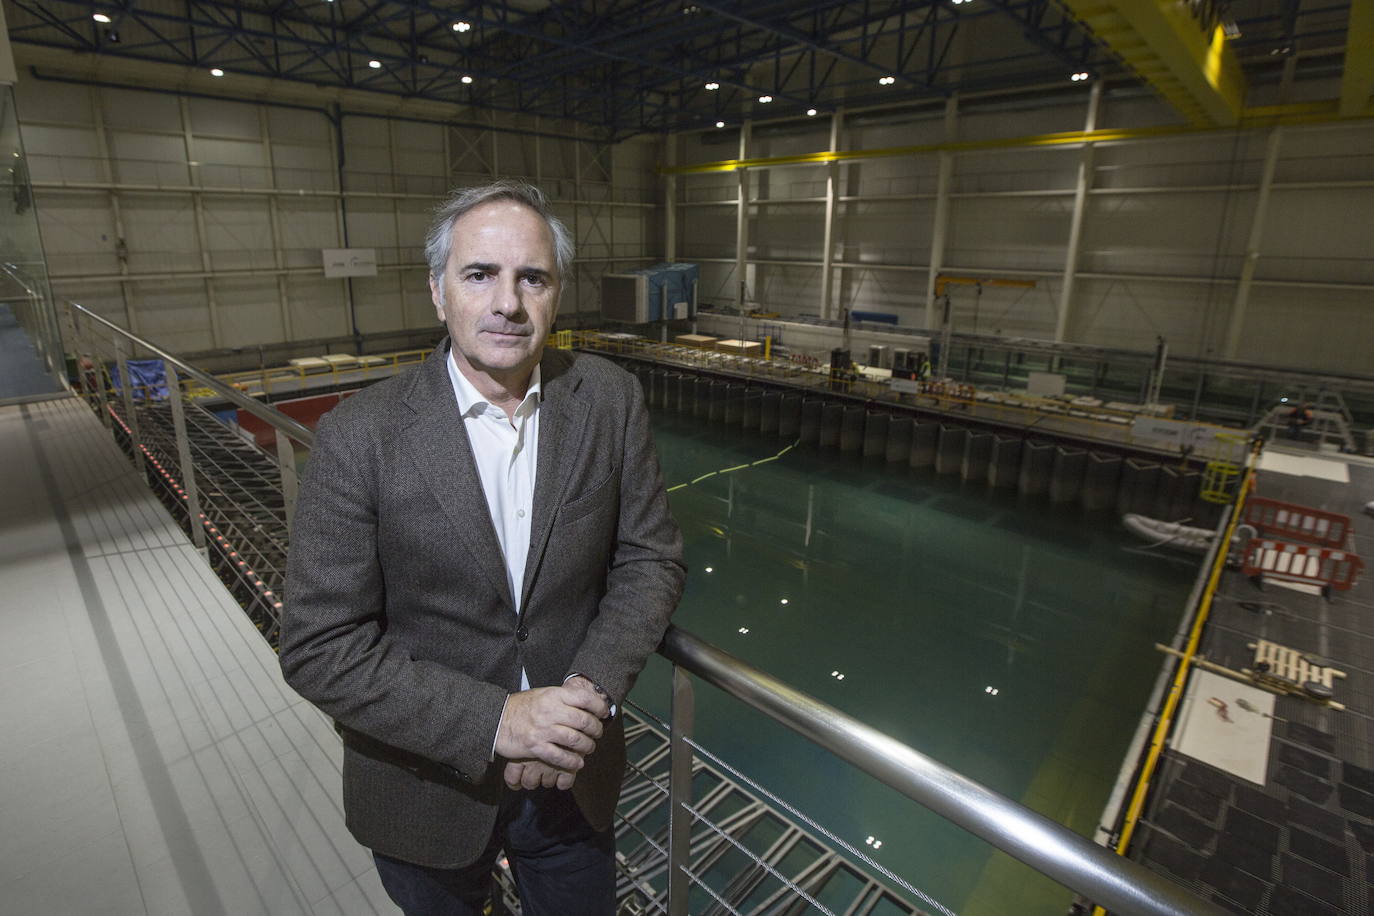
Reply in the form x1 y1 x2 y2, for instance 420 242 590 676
567 371 687 705
279 407 508 783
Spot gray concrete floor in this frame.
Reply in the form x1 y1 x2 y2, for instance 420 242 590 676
0 396 396 916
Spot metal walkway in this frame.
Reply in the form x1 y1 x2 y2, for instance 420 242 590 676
0 396 393 916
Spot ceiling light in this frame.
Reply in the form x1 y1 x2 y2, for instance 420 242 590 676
92 12 112 23
368 59 382 69
715 120 725 128
1071 71 1090 81
878 76 896 86
806 108 817 116
460 75 473 84
452 20 471 32
705 566 714 572
758 95 772 103
210 68 224 77
779 598 789 605
705 81 719 91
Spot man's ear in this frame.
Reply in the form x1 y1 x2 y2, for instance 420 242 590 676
429 275 445 321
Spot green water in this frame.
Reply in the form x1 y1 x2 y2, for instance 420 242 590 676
631 413 1194 915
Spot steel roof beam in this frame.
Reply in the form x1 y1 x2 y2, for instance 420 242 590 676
691 0 929 88
980 0 1099 74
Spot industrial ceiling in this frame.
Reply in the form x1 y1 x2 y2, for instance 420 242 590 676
3 1 1365 139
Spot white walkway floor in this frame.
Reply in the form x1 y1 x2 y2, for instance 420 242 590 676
1 396 397 916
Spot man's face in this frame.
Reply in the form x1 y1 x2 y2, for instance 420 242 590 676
430 199 561 390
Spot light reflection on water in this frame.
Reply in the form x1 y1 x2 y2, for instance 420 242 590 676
631 412 1194 914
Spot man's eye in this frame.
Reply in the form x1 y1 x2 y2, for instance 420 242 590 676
465 271 489 282
522 274 547 287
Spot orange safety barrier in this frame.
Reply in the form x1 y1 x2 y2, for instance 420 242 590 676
1244 496 1351 548
1242 538 1364 595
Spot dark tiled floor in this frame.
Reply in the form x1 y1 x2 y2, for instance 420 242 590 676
1133 457 1374 914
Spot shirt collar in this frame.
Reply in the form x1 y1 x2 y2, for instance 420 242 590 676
447 349 542 419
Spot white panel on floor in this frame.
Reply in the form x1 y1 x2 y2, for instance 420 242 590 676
1258 452 1351 483
1174 669 1275 786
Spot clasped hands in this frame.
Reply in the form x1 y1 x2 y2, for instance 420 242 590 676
495 676 609 792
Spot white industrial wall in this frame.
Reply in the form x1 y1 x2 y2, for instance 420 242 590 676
671 86 1374 374
16 73 662 361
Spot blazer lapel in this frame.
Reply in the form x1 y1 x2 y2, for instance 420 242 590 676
520 349 589 613
401 342 514 608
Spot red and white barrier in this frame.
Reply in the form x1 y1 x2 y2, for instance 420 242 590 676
1244 496 1351 549
1242 538 1364 594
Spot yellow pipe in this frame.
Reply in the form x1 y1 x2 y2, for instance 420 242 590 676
661 104 1374 175
1089 442 1261 916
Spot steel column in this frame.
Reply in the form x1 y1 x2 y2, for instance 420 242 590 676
925 96 957 330
819 109 841 321
1054 81 1102 343
665 137 678 263
1223 126 1283 359
735 121 751 312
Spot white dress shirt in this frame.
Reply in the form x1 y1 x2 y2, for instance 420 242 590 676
447 353 540 692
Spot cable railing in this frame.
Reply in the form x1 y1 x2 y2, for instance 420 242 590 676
64 301 1227 916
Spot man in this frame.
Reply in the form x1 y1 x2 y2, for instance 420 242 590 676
280 180 685 915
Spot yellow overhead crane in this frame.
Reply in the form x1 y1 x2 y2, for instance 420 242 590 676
931 275 1036 378
1059 0 1245 126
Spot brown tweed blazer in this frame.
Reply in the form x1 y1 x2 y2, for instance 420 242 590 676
280 341 685 868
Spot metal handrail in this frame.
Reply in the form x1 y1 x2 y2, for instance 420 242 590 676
69 302 317 448
65 301 1222 914
660 627 1224 916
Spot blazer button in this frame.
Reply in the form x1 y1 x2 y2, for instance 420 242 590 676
516 625 529 642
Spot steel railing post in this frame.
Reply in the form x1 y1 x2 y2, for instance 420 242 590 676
164 360 207 552
667 664 695 916
275 428 299 536
93 347 112 429
71 306 91 405
114 338 145 475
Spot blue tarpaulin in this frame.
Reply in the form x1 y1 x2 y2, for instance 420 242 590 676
109 359 169 401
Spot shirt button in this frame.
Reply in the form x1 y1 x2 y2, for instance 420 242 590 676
516 625 529 642
517 509 526 518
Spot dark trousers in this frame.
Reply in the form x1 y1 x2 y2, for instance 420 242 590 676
373 787 616 916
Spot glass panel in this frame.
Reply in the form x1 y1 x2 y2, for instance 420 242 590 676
0 83 66 401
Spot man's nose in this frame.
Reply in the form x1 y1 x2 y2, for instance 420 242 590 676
492 276 525 317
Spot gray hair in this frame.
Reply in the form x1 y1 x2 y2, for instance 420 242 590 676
424 180 575 287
